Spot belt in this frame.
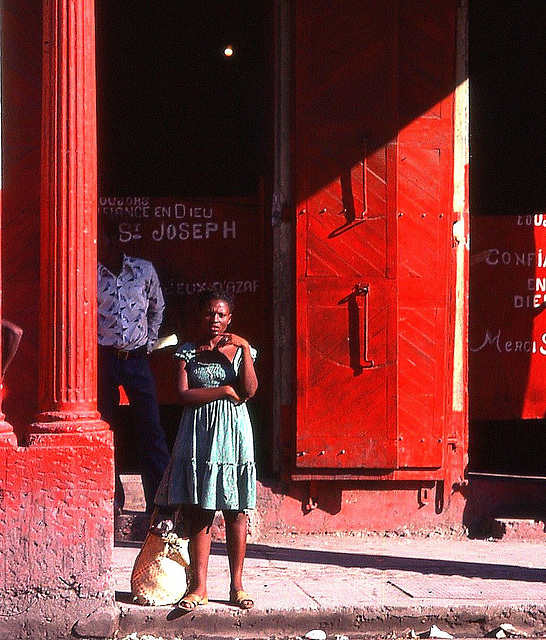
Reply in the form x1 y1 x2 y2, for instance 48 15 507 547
100 345 148 360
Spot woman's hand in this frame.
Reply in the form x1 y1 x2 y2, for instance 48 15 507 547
217 333 250 350
218 334 258 401
223 384 243 404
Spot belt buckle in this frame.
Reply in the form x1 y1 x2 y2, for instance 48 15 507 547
117 349 130 361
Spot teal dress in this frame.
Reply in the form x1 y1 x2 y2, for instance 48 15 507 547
155 342 257 511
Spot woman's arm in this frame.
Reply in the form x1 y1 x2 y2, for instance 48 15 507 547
237 344 258 400
176 359 241 405
218 334 258 401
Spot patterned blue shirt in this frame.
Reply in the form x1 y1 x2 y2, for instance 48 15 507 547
98 255 165 352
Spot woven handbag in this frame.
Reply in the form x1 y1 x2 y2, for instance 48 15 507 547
130 521 191 606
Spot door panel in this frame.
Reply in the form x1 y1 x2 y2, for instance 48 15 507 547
397 307 445 467
295 0 399 472
296 277 397 469
294 0 457 476
396 115 454 469
306 145 392 279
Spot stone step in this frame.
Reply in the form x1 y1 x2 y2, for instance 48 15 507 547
119 474 146 511
492 518 546 540
115 475 235 543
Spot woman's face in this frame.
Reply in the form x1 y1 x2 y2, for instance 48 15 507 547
200 299 232 337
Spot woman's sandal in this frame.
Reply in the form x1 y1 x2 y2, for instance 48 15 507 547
177 592 209 610
230 588 254 610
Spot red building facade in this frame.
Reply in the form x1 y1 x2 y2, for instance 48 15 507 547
0 0 472 633
1 0 115 633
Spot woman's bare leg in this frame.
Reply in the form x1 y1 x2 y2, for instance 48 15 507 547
185 507 215 601
224 510 252 605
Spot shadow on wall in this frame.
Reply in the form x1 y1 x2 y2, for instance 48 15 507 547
461 475 546 538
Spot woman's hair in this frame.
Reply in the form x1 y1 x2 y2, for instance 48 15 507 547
196 286 234 313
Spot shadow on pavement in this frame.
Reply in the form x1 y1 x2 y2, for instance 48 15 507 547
242 542 546 583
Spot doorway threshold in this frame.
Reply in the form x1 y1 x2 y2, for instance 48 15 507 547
468 471 546 481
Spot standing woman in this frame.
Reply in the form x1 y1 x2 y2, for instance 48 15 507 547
155 288 258 610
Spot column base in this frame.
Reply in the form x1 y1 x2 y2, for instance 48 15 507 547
30 410 109 432
0 433 115 615
0 421 18 446
0 406 18 445
27 413 111 446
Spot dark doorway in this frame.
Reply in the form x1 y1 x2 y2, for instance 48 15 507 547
469 2 546 476
95 1 268 198
94 1 272 478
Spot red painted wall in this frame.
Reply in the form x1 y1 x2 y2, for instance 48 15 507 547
2 0 42 433
0 434 114 634
470 215 546 421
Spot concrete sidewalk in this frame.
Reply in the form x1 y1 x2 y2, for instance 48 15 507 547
112 527 546 639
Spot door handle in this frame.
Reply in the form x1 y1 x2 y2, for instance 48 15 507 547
354 283 374 369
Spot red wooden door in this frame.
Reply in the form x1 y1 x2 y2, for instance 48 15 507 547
296 139 399 470
294 0 457 475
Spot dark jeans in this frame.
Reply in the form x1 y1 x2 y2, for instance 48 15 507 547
98 347 170 512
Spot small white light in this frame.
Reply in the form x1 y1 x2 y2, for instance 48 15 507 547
224 45 234 57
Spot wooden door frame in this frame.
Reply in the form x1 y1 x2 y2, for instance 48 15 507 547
271 0 468 483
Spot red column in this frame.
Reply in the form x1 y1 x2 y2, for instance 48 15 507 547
29 0 108 437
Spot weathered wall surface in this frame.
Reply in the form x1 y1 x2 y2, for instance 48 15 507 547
217 479 468 539
0 434 115 639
